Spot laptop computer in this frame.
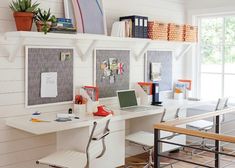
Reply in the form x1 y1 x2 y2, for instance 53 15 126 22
117 89 157 112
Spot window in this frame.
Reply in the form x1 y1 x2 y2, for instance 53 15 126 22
199 16 235 100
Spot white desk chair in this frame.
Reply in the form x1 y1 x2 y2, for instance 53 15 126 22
125 108 181 168
36 115 112 168
187 98 228 151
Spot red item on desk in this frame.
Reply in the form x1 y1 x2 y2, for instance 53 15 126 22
93 105 114 117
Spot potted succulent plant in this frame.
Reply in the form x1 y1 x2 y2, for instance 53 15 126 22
9 0 39 31
34 8 56 34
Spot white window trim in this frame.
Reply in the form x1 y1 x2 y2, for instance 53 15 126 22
192 12 235 99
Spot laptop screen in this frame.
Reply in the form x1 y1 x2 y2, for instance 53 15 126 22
117 90 138 108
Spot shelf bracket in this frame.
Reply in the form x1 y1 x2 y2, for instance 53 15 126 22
134 42 151 61
175 44 193 60
8 37 26 62
74 40 98 61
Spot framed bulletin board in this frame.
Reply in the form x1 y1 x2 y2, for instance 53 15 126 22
94 49 130 98
145 50 173 91
25 46 74 107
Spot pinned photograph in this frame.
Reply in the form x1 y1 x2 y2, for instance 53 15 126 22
117 62 124 75
109 58 118 71
150 62 161 81
100 60 108 70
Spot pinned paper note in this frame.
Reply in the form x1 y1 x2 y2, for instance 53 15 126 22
150 62 161 81
41 72 58 98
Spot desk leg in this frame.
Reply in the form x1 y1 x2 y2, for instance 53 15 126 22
215 115 220 168
154 129 160 168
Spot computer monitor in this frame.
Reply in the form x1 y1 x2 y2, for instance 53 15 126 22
117 90 138 108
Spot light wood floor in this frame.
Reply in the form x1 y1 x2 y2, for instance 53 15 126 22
118 149 235 168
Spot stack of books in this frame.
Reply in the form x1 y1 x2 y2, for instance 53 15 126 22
50 18 77 34
111 21 127 37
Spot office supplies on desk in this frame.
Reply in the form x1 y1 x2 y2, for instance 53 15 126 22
32 111 41 115
55 118 72 122
151 82 162 106
174 82 187 99
178 79 192 98
135 82 152 105
93 105 114 117
68 108 73 114
117 90 157 112
138 82 153 95
83 86 99 101
79 88 99 114
56 113 75 119
31 118 51 122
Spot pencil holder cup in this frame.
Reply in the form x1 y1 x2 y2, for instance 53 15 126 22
74 104 86 117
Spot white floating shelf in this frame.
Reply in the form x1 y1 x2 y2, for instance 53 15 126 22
4 31 196 62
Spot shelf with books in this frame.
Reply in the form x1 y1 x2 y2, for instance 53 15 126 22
4 31 196 62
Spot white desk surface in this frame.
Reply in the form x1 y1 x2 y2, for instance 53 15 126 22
5 99 204 135
6 107 164 135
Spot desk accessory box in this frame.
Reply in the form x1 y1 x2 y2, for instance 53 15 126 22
79 88 99 115
184 24 198 42
168 23 184 41
147 21 168 40
135 83 152 105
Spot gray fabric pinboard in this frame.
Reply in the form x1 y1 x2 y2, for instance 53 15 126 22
95 50 130 98
27 48 73 106
146 51 173 91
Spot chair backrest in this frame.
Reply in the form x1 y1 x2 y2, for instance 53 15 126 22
215 97 229 123
160 108 182 123
85 114 112 168
160 108 183 140
215 97 229 111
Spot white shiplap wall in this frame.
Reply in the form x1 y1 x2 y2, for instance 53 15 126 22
0 0 185 167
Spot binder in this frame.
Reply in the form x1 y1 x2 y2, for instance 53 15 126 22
120 15 140 38
120 15 148 38
143 17 148 38
138 16 144 38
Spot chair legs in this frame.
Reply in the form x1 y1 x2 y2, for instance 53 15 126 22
125 148 174 168
125 148 153 168
190 137 215 156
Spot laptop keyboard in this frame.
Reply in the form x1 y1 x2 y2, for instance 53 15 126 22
123 106 157 112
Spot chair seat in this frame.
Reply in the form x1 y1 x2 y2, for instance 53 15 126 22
126 131 154 147
37 150 87 168
187 120 213 130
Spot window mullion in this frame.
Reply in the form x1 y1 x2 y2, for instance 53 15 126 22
221 17 226 97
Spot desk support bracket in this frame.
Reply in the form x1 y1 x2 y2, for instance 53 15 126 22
74 40 98 61
175 44 193 61
8 37 26 62
134 42 151 61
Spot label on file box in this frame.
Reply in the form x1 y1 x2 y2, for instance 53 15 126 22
143 17 148 38
144 19 148 27
139 18 143 26
135 18 139 26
